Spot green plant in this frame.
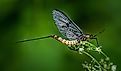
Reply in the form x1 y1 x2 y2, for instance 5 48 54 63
77 41 117 71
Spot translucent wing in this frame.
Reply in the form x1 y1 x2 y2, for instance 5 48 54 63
52 9 83 40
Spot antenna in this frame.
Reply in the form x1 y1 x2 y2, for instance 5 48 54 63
93 28 105 37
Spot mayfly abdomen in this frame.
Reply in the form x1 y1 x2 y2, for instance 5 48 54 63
52 35 80 47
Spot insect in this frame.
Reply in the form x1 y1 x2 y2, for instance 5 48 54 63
17 9 102 51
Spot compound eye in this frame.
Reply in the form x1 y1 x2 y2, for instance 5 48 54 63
90 34 94 38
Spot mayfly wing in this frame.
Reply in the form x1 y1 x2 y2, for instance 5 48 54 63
52 9 83 40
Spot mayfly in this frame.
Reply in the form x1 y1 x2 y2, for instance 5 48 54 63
17 9 102 51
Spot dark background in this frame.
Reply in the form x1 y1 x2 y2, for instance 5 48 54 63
0 0 120 71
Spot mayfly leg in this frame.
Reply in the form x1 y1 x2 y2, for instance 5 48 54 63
92 29 105 47
16 35 55 43
91 37 99 47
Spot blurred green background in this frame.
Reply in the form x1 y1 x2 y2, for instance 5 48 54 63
0 0 121 71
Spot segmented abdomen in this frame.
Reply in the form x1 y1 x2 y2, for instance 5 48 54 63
51 35 80 47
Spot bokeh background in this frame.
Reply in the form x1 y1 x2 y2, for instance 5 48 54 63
0 0 121 71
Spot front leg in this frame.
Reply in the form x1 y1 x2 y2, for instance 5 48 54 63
91 37 99 47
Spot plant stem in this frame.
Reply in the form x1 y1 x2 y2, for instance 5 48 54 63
82 51 102 71
100 50 108 58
